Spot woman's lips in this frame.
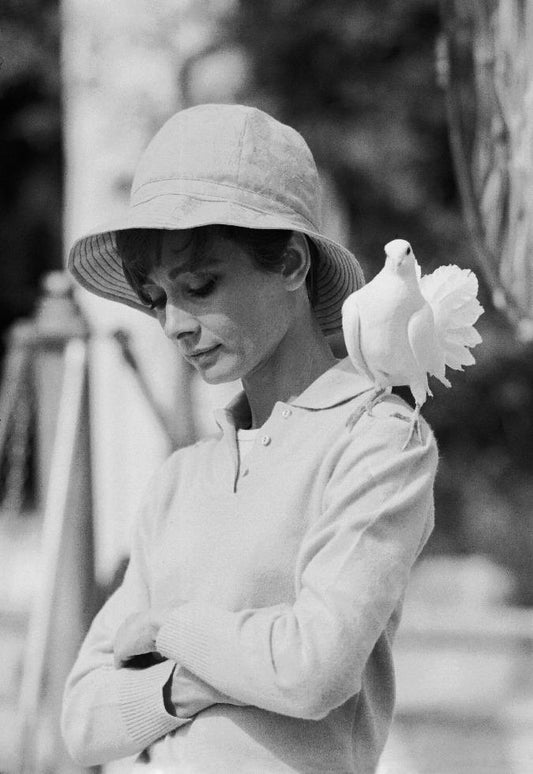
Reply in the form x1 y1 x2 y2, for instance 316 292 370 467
186 345 221 361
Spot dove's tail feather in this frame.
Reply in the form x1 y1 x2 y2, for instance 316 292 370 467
420 265 483 379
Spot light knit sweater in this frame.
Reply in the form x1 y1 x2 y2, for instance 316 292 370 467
62 358 438 773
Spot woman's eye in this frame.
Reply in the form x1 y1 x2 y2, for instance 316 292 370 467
139 288 165 310
187 277 217 298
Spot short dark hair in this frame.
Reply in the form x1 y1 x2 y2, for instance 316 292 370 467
115 226 320 308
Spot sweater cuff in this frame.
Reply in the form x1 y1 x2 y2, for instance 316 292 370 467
156 604 241 689
117 659 187 746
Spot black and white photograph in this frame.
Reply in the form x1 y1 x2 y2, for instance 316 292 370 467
0 1 532 772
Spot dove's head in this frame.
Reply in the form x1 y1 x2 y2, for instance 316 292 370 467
384 239 417 277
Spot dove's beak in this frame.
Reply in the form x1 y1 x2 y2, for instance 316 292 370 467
385 245 412 270
385 251 404 269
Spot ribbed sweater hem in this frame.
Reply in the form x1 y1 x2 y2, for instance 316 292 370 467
117 659 185 746
157 605 233 685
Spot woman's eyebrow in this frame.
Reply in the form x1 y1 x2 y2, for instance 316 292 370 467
167 256 222 280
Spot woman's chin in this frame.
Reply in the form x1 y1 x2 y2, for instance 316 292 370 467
194 359 242 385
198 369 233 385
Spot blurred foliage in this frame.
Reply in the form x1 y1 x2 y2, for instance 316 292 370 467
225 0 533 604
0 0 62 353
228 0 466 277
424 319 533 605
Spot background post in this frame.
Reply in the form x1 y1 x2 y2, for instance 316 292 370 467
17 272 97 774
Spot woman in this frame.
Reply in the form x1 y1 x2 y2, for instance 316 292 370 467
62 104 437 773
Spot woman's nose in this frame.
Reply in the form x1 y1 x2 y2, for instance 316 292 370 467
162 303 200 341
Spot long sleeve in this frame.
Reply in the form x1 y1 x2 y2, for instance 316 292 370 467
156 408 438 721
61 465 241 767
61 578 180 766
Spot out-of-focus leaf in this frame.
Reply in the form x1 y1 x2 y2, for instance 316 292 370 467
0 0 62 344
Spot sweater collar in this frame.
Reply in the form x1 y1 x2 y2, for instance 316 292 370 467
215 358 374 431
289 357 374 409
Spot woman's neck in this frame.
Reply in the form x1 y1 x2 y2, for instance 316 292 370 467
242 315 337 429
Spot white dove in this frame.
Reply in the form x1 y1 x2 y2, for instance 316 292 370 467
342 238 483 445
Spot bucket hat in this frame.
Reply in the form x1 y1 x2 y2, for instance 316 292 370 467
68 103 365 335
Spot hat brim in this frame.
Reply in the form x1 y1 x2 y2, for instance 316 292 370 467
68 195 365 336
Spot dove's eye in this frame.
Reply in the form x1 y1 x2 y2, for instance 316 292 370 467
406 246 411 255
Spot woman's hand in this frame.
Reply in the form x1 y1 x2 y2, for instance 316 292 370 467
113 608 169 669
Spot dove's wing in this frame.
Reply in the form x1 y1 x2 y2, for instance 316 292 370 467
341 294 374 381
406 303 438 405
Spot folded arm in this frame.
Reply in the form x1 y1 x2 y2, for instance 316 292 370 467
61 470 244 768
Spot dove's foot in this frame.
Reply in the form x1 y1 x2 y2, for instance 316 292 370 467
346 387 388 431
402 405 423 449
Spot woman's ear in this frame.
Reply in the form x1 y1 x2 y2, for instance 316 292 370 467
281 232 310 291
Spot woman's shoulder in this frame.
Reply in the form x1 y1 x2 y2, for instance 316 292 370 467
142 431 220 497
159 430 222 474
132 431 224 536
340 390 438 463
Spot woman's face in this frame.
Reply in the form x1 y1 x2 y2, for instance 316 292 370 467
140 229 297 384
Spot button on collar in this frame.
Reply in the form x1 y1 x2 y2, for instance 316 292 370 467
281 408 292 418
261 434 271 446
